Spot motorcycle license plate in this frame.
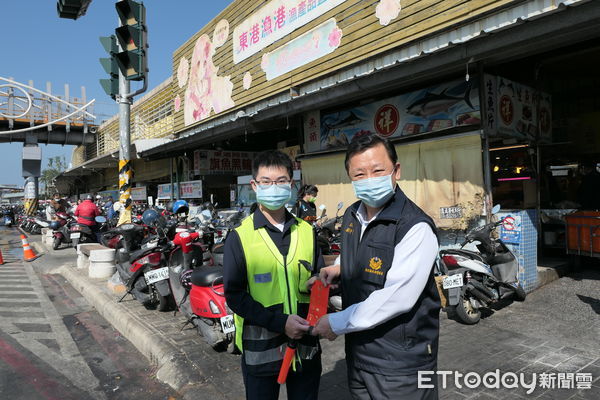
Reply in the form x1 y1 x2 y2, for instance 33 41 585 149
220 314 235 334
442 274 463 289
70 232 81 239
144 267 169 285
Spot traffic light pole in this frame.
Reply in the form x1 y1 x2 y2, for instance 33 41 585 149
117 14 132 225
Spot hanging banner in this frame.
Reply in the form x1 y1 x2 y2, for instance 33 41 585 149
233 0 349 64
318 78 481 151
130 187 147 201
193 150 254 174
179 180 203 199
484 74 552 142
261 18 342 80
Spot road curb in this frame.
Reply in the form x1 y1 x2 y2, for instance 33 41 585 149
536 263 570 289
57 264 228 400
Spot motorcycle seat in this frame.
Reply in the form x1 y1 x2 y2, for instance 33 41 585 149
442 248 486 263
129 247 155 262
191 266 224 287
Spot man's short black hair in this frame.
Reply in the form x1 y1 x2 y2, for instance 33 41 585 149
252 150 293 179
344 133 398 172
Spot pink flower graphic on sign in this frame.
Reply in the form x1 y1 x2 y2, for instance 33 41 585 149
375 0 402 26
174 94 181 112
328 27 343 48
243 72 252 90
261 53 269 71
177 57 189 88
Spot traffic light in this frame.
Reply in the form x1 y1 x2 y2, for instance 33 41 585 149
99 35 119 99
114 0 147 81
56 0 92 20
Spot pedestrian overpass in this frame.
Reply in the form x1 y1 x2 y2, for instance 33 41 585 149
0 76 97 145
0 76 99 214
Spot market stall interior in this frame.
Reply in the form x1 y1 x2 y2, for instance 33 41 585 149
485 38 600 262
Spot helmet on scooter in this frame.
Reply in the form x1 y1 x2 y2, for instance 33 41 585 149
49 221 61 230
172 200 189 215
141 209 160 226
180 269 193 291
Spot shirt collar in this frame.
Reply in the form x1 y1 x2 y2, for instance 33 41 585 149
253 207 298 231
356 202 383 226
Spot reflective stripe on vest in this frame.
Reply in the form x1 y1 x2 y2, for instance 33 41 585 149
234 214 314 360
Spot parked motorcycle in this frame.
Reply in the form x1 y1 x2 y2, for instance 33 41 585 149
50 212 75 250
115 211 175 310
438 205 527 324
316 202 343 255
167 230 234 351
70 216 106 248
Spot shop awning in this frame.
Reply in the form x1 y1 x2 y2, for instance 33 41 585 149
60 138 170 177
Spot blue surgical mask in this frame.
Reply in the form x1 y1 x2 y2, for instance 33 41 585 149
256 183 292 210
352 172 396 208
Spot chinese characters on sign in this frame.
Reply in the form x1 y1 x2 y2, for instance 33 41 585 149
375 105 399 137
193 150 254 174
179 180 203 199
303 110 321 153
130 187 147 201
484 74 552 141
233 0 349 63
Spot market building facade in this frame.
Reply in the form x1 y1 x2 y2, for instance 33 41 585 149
58 0 600 291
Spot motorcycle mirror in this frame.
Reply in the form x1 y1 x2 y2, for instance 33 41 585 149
337 202 344 210
492 204 501 214
95 216 107 223
319 204 326 211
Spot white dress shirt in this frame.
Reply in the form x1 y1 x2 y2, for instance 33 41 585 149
328 203 438 335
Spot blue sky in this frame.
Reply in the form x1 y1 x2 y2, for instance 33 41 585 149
0 0 228 186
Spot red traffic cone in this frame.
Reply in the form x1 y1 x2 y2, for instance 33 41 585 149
21 235 39 262
0 249 4 265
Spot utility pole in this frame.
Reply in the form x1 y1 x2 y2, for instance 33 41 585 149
117 61 133 224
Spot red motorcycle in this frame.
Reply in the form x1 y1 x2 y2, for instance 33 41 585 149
167 231 234 351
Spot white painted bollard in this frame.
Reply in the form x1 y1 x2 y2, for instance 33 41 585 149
88 248 116 279
42 228 54 246
77 244 97 270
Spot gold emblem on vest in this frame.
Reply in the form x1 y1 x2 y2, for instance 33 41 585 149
365 257 384 275
345 222 354 233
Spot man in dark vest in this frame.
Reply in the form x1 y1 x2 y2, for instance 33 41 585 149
312 133 440 399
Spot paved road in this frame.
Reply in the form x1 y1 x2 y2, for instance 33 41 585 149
0 226 178 400
4 224 599 400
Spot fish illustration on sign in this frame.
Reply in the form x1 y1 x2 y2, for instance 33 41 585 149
406 83 474 117
323 111 364 130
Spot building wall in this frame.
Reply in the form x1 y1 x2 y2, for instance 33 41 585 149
172 0 517 134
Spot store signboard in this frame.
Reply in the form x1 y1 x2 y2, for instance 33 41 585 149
130 187 147 201
484 74 552 142
98 190 119 201
233 0 348 64
303 110 321 153
261 18 342 80
194 150 254 174
179 180 203 199
500 213 522 244
157 184 178 200
318 79 480 151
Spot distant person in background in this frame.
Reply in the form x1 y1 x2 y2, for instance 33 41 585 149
74 194 101 242
104 196 116 221
293 184 319 223
577 161 600 210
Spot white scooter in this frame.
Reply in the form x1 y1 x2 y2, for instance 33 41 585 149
438 205 526 324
